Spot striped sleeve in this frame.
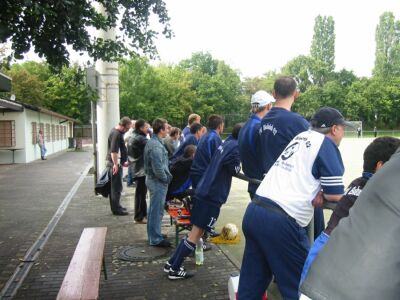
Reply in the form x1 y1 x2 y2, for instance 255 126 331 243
312 137 345 195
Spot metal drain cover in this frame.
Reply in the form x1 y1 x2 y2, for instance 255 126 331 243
117 245 172 262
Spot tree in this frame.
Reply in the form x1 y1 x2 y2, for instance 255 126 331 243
373 12 400 77
44 65 95 123
310 15 335 73
4 64 46 106
0 1 172 69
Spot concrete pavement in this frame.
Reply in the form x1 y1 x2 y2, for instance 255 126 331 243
0 149 239 300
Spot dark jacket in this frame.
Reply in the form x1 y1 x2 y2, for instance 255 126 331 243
195 138 241 207
95 167 111 197
128 130 148 177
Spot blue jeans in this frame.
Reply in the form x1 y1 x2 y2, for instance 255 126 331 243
146 177 168 245
40 144 47 158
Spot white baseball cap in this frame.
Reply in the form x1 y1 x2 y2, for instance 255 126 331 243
251 90 275 106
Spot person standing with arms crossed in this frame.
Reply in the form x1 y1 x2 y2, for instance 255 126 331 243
106 116 132 216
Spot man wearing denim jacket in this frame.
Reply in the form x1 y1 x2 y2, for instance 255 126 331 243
144 118 173 247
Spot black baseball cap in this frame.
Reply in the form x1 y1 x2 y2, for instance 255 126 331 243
310 107 353 128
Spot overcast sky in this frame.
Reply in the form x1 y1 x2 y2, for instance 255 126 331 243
152 0 400 78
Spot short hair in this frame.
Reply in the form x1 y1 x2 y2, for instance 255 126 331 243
207 114 224 130
152 118 168 134
183 144 197 158
135 119 146 131
231 123 243 139
190 122 203 134
188 114 200 125
251 103 270 114
363 137 400 173
274 76 297 99
170 127 181 137
119 116 131 127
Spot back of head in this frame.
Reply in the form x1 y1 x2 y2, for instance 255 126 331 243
183 144 197 158
190 122 203 134
119 116 132 127
152 118 167 134
188 113 200 125
251 90 275 113
231 123 243 140
135 119 146 131
207 114 224 130
273 76 297 100
363 137 400 173
170 127 181 138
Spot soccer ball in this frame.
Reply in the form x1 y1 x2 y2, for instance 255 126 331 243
221 223 239 240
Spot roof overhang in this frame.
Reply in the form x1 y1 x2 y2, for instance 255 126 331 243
0 98 23 112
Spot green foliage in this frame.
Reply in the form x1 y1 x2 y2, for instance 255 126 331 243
0 0 172 70
374 12 400 77
310 15 335 72
44 65 95 123
4 61 94 123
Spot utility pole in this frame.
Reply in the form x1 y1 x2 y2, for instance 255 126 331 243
94 3 120 175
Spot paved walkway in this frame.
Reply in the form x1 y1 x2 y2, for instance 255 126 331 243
0 149 239 300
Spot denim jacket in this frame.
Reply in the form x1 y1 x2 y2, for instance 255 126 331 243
144 135 172 184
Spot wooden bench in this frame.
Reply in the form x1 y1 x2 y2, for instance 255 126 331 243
57 227 108 300
167 208 192 246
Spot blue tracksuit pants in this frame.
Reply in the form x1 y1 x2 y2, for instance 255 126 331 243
238 201 310 300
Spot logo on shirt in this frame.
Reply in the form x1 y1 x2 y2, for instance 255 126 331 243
259 123 278 136
346 186 362 197
281 142 299 161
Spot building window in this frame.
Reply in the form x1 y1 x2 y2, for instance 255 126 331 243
0 120 16 147
45 124 50 142
51 124 55 141
32 122 37 144
63 126 66 139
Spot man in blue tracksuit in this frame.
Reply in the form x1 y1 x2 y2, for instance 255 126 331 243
164 124 242 280
239 107 348 299
170 123 204 162
238 90 275 198
190 114 224 188
257 76 325 238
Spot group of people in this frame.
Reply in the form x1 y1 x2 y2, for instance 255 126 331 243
104 75 400 298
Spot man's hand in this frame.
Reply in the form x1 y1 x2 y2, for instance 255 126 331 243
122 162 128 167
312 191 324 208
112 164 119 175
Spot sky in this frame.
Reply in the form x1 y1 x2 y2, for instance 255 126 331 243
152 0 400 78
21 0 400 79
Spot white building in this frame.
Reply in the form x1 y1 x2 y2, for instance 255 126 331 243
0 97 77 164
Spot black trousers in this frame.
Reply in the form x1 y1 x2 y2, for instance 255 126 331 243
134 176 148 221
109 166 123 213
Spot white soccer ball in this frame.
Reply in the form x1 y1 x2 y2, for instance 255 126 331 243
221 223 239 240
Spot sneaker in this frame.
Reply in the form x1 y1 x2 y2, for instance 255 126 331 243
134 217 147 224
168 269 194 280
163 262 185 273
152 239 171 248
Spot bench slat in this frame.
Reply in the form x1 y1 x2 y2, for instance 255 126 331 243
57 227 107 300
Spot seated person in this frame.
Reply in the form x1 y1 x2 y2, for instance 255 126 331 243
300 136 400 285
170 123 203 162
167 145 197 203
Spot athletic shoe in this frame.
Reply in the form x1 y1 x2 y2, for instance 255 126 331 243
168 269 194 280
163 262 185 273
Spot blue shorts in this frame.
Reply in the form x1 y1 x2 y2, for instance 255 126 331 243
300 231 330 285
190 197 220 232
